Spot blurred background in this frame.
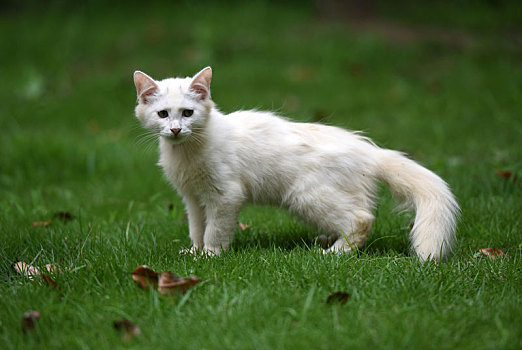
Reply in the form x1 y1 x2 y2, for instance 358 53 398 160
0 0 521 219
1 4 520 346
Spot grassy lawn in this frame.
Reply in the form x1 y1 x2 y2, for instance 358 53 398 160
1 1 521 348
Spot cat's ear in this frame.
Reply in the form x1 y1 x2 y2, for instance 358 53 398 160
133 71 159 104
189 66 212 100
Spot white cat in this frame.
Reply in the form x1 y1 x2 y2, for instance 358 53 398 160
133 67 459 261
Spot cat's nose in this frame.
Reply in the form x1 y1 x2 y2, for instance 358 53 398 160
170 128 181 136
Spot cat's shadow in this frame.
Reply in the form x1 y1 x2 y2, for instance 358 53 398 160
230 228 410 257
230 229 314 251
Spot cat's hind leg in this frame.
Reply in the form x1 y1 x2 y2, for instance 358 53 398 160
288 188 374 254
325 210 374 253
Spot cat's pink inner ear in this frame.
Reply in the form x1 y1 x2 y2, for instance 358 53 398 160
189 67 212 100
134 71 159 104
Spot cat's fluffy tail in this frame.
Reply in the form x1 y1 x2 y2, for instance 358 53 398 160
376 149 459 261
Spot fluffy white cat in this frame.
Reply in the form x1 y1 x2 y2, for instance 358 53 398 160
133 67 459 261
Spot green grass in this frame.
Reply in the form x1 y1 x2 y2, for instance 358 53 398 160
1 1 521 349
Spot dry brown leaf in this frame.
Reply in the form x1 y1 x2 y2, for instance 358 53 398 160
238 222 250 231
132 265 201 295
326 291 350 305
348 62 365 77
14 261 62 276
14 261 40 280
53 211 75 222
43 263 63 274
476 248 505 258
286 65 315 82
14 261 61 288
41 274 60 289
495 170 518 183
113 318 141 340
22 310 40 334
158 272 201 295
131 265 159 290
32 221 51 227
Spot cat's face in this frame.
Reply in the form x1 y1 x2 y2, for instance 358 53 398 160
133 67 213 145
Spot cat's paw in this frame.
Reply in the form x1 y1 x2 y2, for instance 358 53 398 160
321 248 352 256
324 244 354 254
179 246 220 258
202 247 220 256
179 246 201 256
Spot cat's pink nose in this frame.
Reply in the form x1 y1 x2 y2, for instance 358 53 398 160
170 128 181 135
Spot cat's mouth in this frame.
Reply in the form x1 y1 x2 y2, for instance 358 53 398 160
161 133 187 144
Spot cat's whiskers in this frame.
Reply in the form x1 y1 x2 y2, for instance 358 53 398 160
135 131 157 145
135 131 160 153
187 130 206 148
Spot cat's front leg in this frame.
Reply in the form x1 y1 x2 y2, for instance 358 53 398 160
183 195 205 252
203 196 243 255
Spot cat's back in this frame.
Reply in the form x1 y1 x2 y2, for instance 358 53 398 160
226 109 289 135
224 109 374 154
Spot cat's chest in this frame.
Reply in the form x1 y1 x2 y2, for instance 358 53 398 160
159 147 221 196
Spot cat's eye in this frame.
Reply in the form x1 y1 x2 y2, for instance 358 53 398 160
157 110 169 118
182 109 194 118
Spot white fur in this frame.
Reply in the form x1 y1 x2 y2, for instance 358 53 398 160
133 68 459 261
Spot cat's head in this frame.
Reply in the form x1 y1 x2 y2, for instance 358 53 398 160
133 67 214 145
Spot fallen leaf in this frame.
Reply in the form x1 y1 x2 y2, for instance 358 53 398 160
43 263 63 274
113 318 141 340
131 265 159 290
22 310 40 334
238 222 250 231
14 261 62 276
32 221 51 227
348 62 365 77
158 272 201 295
326 291 350 305
475 248 505 258
53 211 75 221
41 274 60 289
14 261 40 280
495 170 518 183
286 65 315 82
132 265 201 295
14 261 61 288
